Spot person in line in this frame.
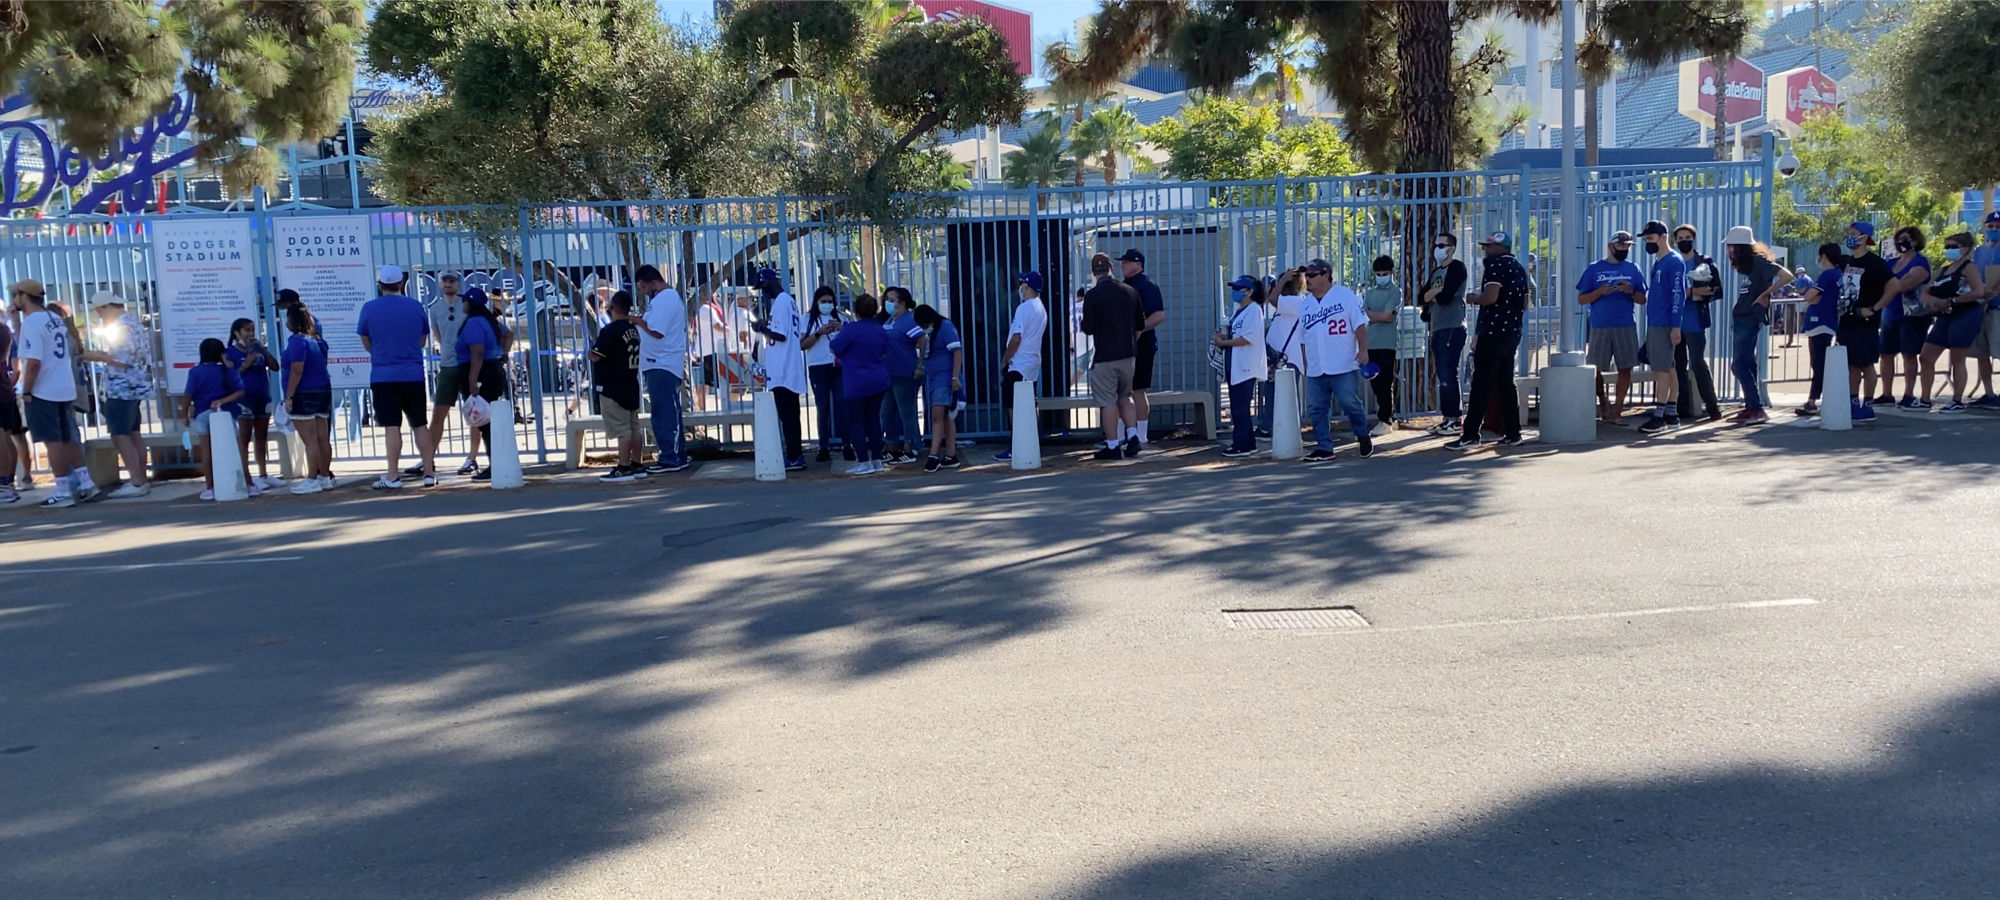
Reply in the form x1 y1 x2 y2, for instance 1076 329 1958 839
1968 212 2000 406
1421 233 1470 435
631 264 691 475
879 286 924 464
1361 255 1402 436
10 279 97 507
356 264 435 489
225 317 283 494
800 285 849 463
1451 233 1532 448
1792 243 1844 417
995 272 1050 463
1635 221 1686 434
1261 269 1308 438
281 305 335 493
180 337 245 501
79 292 155 498
1576 230 1646 424
692 288 729 411
1918 232 1985 413
1780 266 1812 348
1118 248 1166 446
1722 226 1786 425
1215 274 1267 458
413 271 481 480
912 304 963 472
456 287 511 462
829 292 889 475
1837 221 1897 423
1673 224 1722 424
1297 258 1371 462
588 290 646 482
0 310 19 504
752 267 808 471
1081 252 1144 461
3 302 33 493
1884 226 1934 409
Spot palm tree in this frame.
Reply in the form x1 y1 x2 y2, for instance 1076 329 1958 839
1073 104 1142 186
1042 40 1112 187
1246 22 1309 119
1581 0 1754 163
1003 115 1077 192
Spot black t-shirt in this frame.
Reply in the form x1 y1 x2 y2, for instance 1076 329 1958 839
1126 272 1165 351
1475 252 1529 337
1082 276 1144 363
592 319 641 410
1732 256 1785 324
1837 251 1895 330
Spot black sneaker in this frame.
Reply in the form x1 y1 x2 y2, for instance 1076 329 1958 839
401 464 424 477
1638 416 1669 434
923 455 942 472
1253 428 1273 439
1871 394 1896 407
1091 446 1122 461
457 459 480 475
1665 416 1682 430
941 455 961 469
815 449 831 463
651 460 689 473
599 466 637 483
1495 434 1526 447
1793 403 1819 417
1357 435 1374 459
1446 434 1481 450
842 445 856 461
471 467 492 482
1703 410 1723 423
1220 446 1254 458
1122 436 1141 458
1302 449 1337 463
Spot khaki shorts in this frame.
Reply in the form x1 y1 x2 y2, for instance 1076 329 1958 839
1089 358 1136 407
433 364 466 406
1972 309 2000 357
602 395 642 439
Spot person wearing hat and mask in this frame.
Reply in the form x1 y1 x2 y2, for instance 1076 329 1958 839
1215 273 1268 457
8 278 98 506
1576 230 1648 423
1449 233 1530 448
412 271 483 479
1296 257 1372 461
1420 232 1470 435
751 267 808 470
1880 226 1934 409
356 264 437 488
77 292 155 497
1671 224 1723 423
1970 211 2000 405
1632 221 1687 434
1118 248 1166 445
1836 221 1897 423
1722 226 1787 425
993 271 1049 463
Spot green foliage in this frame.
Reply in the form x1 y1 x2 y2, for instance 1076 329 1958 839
1072 104 1143 186
1002 115 1077 189
1861 0 2000 190
721 0 866 76
4 0 363 194
1140 95 1355 182
1770 114 1965 250
1593 0 1752 71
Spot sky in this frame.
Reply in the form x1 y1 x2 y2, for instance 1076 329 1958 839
652 0 1104 84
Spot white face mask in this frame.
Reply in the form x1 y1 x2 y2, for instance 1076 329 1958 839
818 302 835 315
1375 274 1392 286
1433 248 1450 262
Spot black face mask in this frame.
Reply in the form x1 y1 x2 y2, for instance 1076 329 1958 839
1645 240 1661 255
1611 248 1628 262
1676 239 1695 254
1896 241 1913 253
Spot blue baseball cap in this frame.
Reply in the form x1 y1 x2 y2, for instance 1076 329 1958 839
462 287 488 307
1228 275 1261 292
1984 211 2000 225
1014 271 1045 292
754 267 780 285
1849 221 1875 239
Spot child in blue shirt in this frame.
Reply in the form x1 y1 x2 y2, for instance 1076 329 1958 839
913 304 962 473
225 317 283 490
180 337 246 500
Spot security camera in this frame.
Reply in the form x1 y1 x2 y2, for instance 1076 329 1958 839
1777 152 1799 177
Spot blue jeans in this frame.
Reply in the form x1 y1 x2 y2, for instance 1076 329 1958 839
809 363 842 449
1229 378 1256 451
1430 327 1466 419
1256 378 1274 431
1732 320 1765 411
881 374 921 451
644 369 685 466
1306 371 1368 452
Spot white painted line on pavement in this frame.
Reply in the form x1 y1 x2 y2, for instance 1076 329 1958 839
1351 598 1821 635
0 555 304 576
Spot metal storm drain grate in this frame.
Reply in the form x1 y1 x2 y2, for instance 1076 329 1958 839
1222 606 1371 630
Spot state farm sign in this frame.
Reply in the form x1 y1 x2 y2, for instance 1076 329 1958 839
1678 57 1766 128
1765 66 1840 135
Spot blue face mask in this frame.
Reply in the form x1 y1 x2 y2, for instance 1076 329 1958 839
1987 229 2000 243
1945 248 1964 262
1231 289 1248 300
1843 235 1862 250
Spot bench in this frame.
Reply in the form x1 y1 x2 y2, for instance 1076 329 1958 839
1036 389 1216 440
85 430 301 486
1513 366 1658 424
563 409 756 470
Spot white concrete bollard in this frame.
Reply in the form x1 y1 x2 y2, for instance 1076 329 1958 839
1537 352 1598 444
1010 380 1041 470
753 389 784 481
487 399 525 489
209 410 249 501
1821 343 1852 431
1271 368 1304 459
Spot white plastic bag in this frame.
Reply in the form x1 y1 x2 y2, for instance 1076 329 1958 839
464 395 492 428
271 402 295 434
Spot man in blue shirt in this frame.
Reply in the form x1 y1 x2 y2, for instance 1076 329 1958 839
1971 211 2000 406
356 264 435 489
1118 248 1167 445
1577 230 1647 422
1638 220 1686 434
1793 242 1844 417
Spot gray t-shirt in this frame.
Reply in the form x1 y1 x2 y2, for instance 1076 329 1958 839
1362 282 1402 350
427 297 466 366
1424 259 1468 330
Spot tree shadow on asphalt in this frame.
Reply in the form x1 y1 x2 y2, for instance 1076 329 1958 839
0 453 1518 898
1048 683 2000 900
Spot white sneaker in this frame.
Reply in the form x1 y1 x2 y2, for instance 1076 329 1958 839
845 463 873 476
318 475 335 490
290 479 323 495
1369 422 1391 438
39 493 74 509
248 482 264 497
371 477 403 491
105 483 151 499
258 475 287 489
199 489 216 501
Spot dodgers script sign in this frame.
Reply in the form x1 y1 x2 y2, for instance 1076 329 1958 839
1677 57 1766 129
272 216 376 389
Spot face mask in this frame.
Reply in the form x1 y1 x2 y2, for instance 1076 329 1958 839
1896 241 1913 254
1645 240 1660 255
1945 248 1963 262
1231 289 1248 301
1676 239 1695 254
1986 229 2000 243
1611 248 1628 262
1374 275 1392 286
818 302 835 315
1433 248 1449 262
1843 235 1862 250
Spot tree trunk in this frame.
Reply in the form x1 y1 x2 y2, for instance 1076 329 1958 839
1712 55 1732 162
1071 104 1087 188
1277 65 1288 124
1395 1 1455 174
1102 150 1116 186
1584 77 1600 167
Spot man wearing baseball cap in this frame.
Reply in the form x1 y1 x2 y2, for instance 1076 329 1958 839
1449 233 1530 448
1836 220 1896 422
8 278 99 506
1576 230 1647 422
1972 211 2000 405
1118 248 1166 445
1634 221 1686 434
1296 257 1372 462
993 271 1048 463
78 292 156 497
356 264 437 488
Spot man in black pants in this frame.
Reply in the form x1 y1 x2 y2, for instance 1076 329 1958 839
1449 232 1530 449
1118 248 1166 445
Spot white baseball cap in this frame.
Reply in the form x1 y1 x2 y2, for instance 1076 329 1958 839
377 264 405 283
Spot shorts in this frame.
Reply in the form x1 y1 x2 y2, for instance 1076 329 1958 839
0 394 22 435
602 395 641 439
1929 307 1981 349
101 396 143 436
1973 309 2000 357
190 408 235 436
290 389 333 419
696 356 722 386
25 397 78 444
925 370 955 408
238 396 271 419
433 365 466 406
1133 341 1157 391
1089 358 1137 407
1644 326 1677 371
1890 316 1930 357
371 381 429 429
1837 323 1881 369
1587 326 1639 370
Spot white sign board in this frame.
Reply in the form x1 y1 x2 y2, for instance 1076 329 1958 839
272 216 376 388
151 217 258 394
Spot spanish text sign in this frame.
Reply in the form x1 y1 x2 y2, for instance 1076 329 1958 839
151 217 258 394
272 215 376 389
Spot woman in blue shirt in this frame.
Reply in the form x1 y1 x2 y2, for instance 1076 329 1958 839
1883 226 1933 408
180 337 245 501
878 286 924 464
1918 232 1986 413
456 288 510 483
829 293 890 475
1794 243 1844 417
281 306 335 493
913 304 962 473
226 317 283 492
